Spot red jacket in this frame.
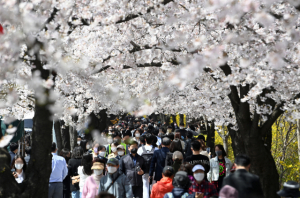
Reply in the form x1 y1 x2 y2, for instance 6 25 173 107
151 177 173 198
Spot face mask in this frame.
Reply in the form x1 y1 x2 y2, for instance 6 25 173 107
215 150 222 156
94 169 103 175
118 151 124 156
131 148 137 154
86 145 90 149
77 141 81 145
194 173 205 182
15 164 23 170
107 166 117 174
135 133 140 138
99 151 106 157
94 148 98 153
107 138 113 144
111 147 117 153
167 129 172 133
180 127 184 129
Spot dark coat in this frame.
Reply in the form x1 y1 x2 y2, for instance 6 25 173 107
119 154 146 186
68 158 82 192
178 129 187 138
184 139 193 159
222 169 264 198
149 147 170 181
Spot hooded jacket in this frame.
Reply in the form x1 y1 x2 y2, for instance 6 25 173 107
151 177 173 198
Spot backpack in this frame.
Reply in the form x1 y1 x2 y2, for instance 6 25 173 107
166 192 189 198
141 146 155 173
165 151 174 166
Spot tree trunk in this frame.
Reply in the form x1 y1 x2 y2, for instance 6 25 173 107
206 122 215 153
222 135 229 154
69 126 77 151
54 120 62 154
297 119 300 163
23 102 53 197
61 121 70 150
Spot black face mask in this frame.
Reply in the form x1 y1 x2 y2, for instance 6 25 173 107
131 148 137 154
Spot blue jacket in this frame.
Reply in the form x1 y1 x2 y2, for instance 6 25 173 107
149 147 170 181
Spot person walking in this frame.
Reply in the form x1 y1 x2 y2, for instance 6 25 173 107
172 151 183 174
11 155 27 184
150 166 174 198
98 158 133 198
9 142 19 166
207 145 233 192
60 148 71 198
149 137 172 182
277 181 300 198
78 153 93 197
221 154 264 198
119 141 146 198
69 146 84 198
49 142 68 198
24 146 31 165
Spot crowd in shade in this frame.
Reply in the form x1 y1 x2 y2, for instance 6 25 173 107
8 116 300 198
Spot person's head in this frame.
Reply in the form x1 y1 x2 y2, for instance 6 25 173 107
167 125 173 134
179 123 184 129
112 132 121 143
199 139 207 150
82 152 93 175
169 139 183 153
129 141 138 154
11 155 27 172
123 131 132 142
192 164 205 183
110 140 119 154
51 142 57 153
145 133 153 145
25 146 31 156
60 148 71 160
189 125 195 131
186 131 193 139
93 142 100 153
179 163 194 176
162 137 171 147
77 137 82 145
92 158 105 176
172 171 191 190
174 131 181 139
72 146 84 159
117 145 125 156
133 130 141 139
140 135 146 145
191 140 201 153
277 181 300 198
215 144 227 158
98 145 106 157
80 139 88 152
162 166 175 179
167 133 174 141
10 142 18 153
173 151 183 163
96 192 116 198
234 154 251 171
197 135 206 143
219 185 239 198
106 158 119 174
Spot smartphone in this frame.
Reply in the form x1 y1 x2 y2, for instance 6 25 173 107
136 166 141 172
11 169 15 172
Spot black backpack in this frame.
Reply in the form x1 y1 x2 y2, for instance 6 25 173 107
165 151 174 166
141 146 155 173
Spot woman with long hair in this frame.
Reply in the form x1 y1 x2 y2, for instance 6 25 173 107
169 138 184 153
11 155 27 184
78 153 93 197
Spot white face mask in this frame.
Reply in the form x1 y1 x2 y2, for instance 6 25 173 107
99 151 106 157
180 127 184 129
107 166 117 174
94 169 103 175
107 138 113 144
77 141 81 145
135 133 140 138
167 129 172 134
194 173 205 182
118 151 124 156
15 164 23 170
86 145 90 149
111 147 117 153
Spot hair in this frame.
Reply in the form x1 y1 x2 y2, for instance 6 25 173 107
11 155 27 172
186 131 193 139
179 123 184 126
169 139 183 153
111 140 119 147
99 145 106 151
51 142 57 152
93 157 106 165
215 144 227 157
112 132 121 139
161 127 167 133
72 146 84 159
140 135 146 145
144 133 153 144
25 146 31 155
174 132 181 139
199 139 207 150
82 152 93 175
152 135 157 147
163 170 174 177
191 140 201 151
80 139 88 152
60 148 70 159
179 163 193 176
189 125 195 131
235 154 251 167
96 192 116 198
162 137 171 146
130 140 138 146
10 142 18 152
167 133 174 141
137 128 144 134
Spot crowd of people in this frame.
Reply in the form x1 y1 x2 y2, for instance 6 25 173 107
7 117 300 198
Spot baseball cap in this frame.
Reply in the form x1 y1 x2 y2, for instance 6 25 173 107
163 166 174 175
192 164 205 172
91 162 105 170
173 151 183 160
107 158 119 165
117 145 125 150
172 171 191 189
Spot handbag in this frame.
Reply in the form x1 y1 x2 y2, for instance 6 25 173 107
71 175 80 185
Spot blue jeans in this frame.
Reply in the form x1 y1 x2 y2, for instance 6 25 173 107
71 191 80 198
48 182 63 198
80 192 82 198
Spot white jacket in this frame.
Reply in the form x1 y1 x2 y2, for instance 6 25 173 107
207 156 233 182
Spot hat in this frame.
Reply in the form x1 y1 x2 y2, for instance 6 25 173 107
117 145 125 150
197 135 206 142
173 151 183 160
163 166 174 175
144 127 148 131
162 137 171 146
167 125 173 129
172 171 191 189
277 181 300 197
91 162 105 170
192 164 205 172
219 185 239 198
107 158 119 165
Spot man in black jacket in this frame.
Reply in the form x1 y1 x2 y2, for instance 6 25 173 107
119 140 146 198
222 154 264 198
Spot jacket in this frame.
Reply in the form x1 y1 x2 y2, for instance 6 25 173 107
151 177 173 198
184 139 193 158
119 153 146 186
207 156 233 182
149 147 170 181
163 188 195 198
68 158 82 192
98 171 133 198
222 169 264 198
